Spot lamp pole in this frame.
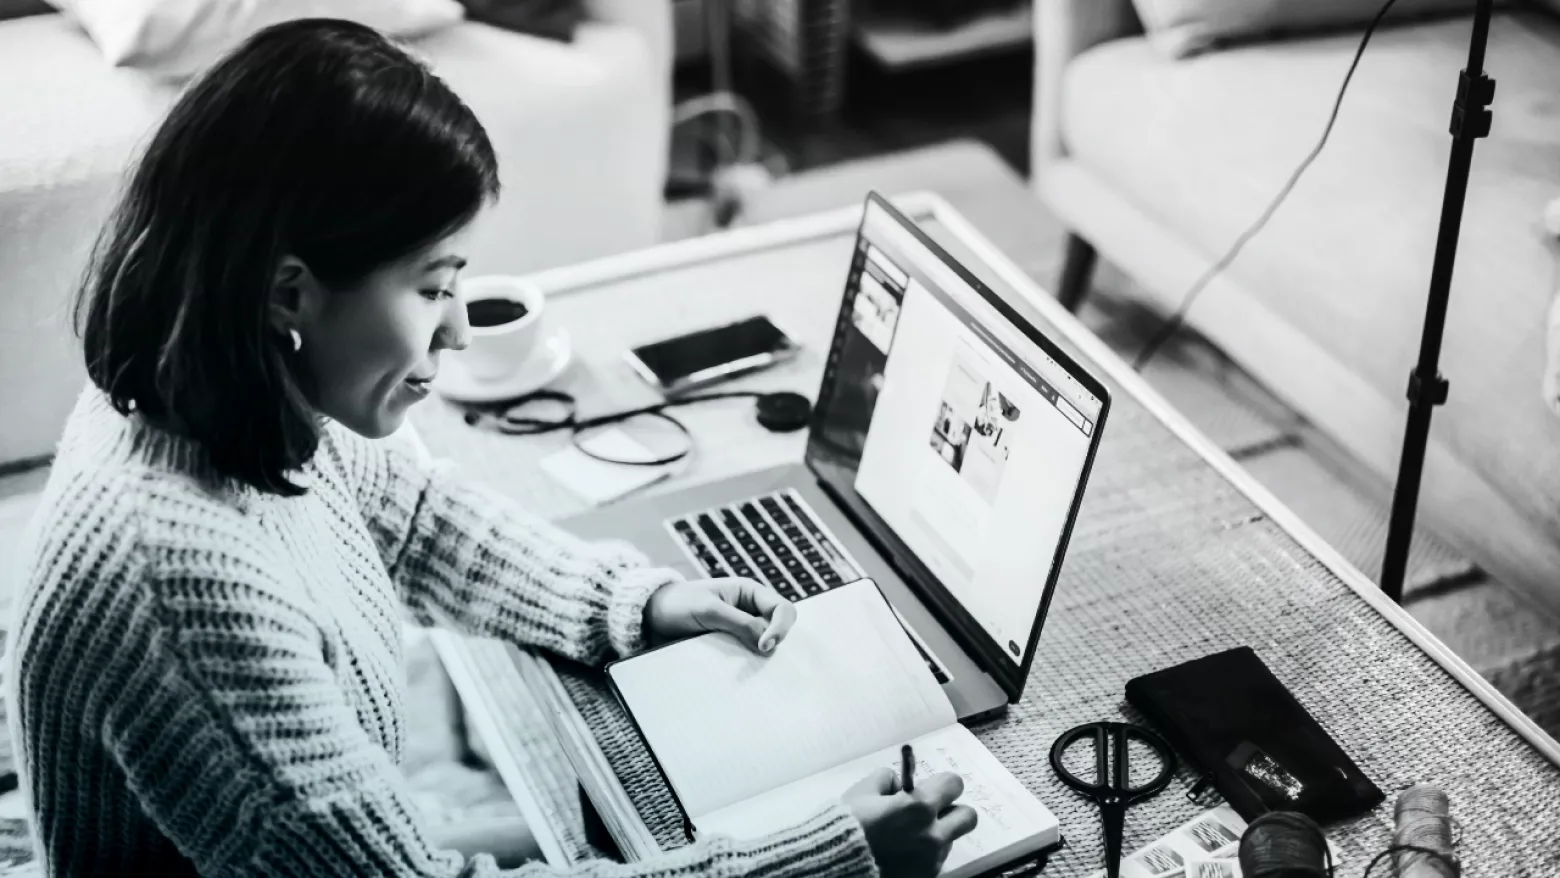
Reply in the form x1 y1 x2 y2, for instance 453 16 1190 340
1380 0 1496 603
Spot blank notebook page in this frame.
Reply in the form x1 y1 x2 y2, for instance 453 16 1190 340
608 580 956 818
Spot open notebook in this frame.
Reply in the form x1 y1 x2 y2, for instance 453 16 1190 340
606 580 1061 878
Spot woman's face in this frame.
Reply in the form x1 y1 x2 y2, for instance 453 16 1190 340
291 223 477 439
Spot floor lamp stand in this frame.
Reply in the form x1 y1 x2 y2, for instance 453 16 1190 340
1381 0 1496 603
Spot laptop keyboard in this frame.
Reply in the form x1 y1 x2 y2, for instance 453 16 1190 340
667 489 950 684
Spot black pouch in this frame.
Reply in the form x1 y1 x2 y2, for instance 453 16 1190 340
1125 646 1384 823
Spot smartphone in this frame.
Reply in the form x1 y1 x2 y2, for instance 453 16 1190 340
624 316 801 395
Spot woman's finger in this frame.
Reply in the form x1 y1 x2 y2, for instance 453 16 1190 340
751 590 798 651
715 578 798 652
846 767 900 798
912 772 965 813
931 805 979 845
696 598 769 652
722 577 776 615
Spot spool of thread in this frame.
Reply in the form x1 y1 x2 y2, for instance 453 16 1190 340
1394 784 1457 877
1237 811 1330 877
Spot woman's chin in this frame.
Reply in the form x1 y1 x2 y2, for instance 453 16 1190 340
377 400 418 437
326 383 427 440
336 403 412 440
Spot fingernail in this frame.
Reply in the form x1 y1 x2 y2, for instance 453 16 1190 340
759 637 774 653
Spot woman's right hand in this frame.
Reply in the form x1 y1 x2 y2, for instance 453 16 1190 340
843 767 978 878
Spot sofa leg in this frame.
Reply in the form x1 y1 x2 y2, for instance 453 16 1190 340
1057 233 1098 313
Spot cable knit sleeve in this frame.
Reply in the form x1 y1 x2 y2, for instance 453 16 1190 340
99 547 876 878
321 422 681 664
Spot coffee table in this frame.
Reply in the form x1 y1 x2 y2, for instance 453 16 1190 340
406 188 1560 876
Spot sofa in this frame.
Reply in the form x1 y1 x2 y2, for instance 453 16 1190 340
1032 1 1560 614
0 0 672 466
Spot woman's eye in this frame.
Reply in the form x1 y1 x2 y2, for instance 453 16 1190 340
420 288 453 302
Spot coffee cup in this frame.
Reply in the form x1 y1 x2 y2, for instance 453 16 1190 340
454 275 546 382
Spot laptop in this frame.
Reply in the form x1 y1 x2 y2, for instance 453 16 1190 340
561 192 1111 724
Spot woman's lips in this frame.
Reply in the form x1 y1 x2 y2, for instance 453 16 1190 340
404 374 434 396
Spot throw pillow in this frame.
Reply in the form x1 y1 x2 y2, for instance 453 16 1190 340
0 0 50 20
458 0 583 42
1130 0 1491 58
47 0 466 78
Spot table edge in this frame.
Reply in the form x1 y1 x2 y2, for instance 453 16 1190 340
512 649 664 859
426 631 578 867
494 190 1560 764
420 188 1560 862
923 193 1560 766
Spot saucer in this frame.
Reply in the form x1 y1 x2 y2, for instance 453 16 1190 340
434 329 573 404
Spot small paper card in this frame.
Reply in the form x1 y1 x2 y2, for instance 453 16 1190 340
539 428 675 506
1087 806 1338 878
1088 806 1245 878
1182 857 1242 878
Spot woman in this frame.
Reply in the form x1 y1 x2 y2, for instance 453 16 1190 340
4 18 976 878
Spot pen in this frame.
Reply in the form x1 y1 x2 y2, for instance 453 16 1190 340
901 744 915 793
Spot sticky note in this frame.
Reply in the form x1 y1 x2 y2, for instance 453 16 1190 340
539 428 676 506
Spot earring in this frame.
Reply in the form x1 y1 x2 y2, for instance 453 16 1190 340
288 328 302 352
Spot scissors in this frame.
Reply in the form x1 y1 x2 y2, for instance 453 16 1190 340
1050 722 1176 878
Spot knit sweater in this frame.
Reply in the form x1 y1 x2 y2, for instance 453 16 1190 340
5 388 878 878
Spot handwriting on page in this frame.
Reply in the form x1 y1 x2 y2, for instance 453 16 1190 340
695 721 1058 878
889 740 1020 858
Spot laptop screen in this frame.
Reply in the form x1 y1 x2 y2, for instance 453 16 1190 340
805 195 1107 679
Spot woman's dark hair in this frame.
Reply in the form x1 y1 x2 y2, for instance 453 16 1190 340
75 18 500 496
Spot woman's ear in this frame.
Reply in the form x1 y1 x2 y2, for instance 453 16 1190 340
269 255 322 336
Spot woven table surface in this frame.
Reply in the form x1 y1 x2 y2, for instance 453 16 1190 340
411 211 1560 877
559 402 1558 876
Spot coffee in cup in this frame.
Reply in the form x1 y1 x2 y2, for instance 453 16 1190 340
452 276 546 382
466 297 530 329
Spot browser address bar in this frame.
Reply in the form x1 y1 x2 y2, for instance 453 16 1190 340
863 207 1100 416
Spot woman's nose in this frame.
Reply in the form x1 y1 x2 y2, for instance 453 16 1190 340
436 297 470 352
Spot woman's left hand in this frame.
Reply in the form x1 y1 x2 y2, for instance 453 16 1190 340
643 578 798 654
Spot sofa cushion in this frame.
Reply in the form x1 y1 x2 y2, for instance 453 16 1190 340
1129 0 1489 57
51 0 465 79
1062 11 1560 537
